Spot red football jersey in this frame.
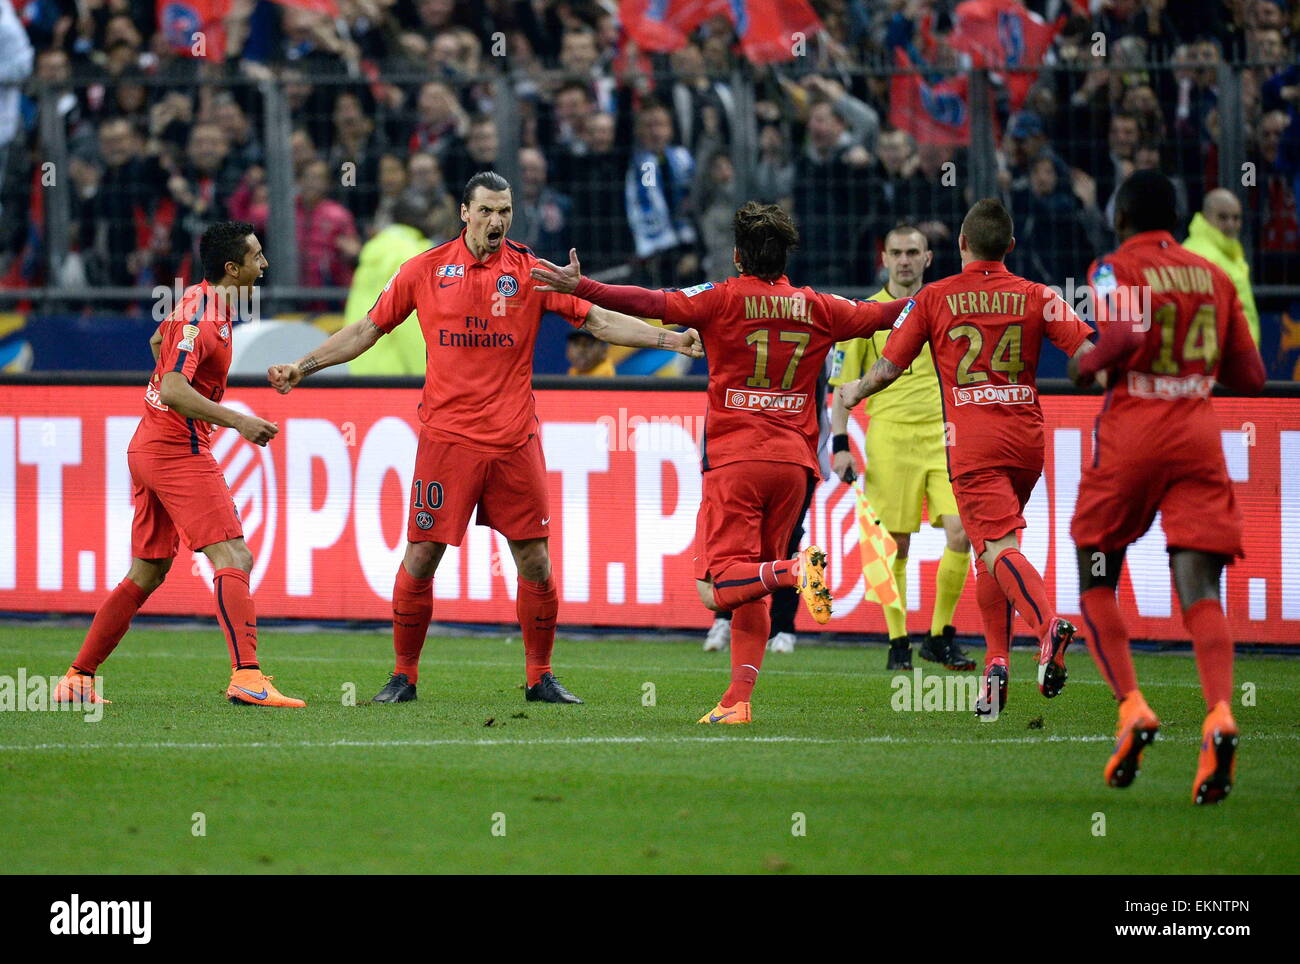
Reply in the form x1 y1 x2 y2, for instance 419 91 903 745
883 260 1092 477
137 280 235 452
367 231 593 451
1087 230 1257 442
663 275 904 474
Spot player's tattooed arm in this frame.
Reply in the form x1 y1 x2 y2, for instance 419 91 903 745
839 357 903 408
581 306 704 358
269 317 384 393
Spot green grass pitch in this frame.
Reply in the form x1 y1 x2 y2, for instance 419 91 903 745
1 624 1296 874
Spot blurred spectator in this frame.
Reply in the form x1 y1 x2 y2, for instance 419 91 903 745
213 94 264 172
328 89 384 229
163 122 238 283
442 114 499 196
566 328 615 376
0 0 33 223
1184 187 1261 344
516 146 571 262
625 101 698 287
667 41 735 155
559 110 632 273
697 150 738 281
1248 109 1299 283
77 118 164 285
369 153 410 236
753 122 794 205
346 191 433 376
296 158 360 288
405 151 460 242
1008 155 1097 285
409 81 467 158
789 99 873 288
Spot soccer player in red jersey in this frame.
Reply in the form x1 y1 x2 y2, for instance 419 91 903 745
53 221 306 707
531 202 910 723
268 172 701 705
840 199 1096 716
1070 171 1266 804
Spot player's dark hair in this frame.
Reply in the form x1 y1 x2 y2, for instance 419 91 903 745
733 201 799 281
1114 170 1179 235
199 220 255 283
885 223 929 250
961 198 1014 261
462 170 510 207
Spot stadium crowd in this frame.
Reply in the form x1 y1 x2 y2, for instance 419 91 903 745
0 0 1296 302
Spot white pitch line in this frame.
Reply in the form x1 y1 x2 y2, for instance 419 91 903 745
2 647 1287 688
3 732 1300 753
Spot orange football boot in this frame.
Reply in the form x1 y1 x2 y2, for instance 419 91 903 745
226 669 306 707
794 546 832 625
53 669 111 704
698 701 752 724
1104 691 1160 788
1192 701 1238 805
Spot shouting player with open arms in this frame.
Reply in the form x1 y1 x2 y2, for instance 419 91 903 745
840 200 1095 717
268 172 701 706
54 221 305 707
1070 172 1266 804
532 202 910 723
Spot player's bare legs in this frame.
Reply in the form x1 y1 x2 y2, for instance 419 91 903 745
980 532 1076 701
695 546 828 724
1078 546 1160 788
1172 550 1238 804
374 541 446 703
204 537 304 707
55 557 174 704
507 537 581 703
920 516 975 671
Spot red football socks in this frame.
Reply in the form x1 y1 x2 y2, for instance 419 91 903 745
710 559 798 610
392 565 433 683
721 600 768 706
213 568 258 670
991 548 1052 640
974 561 1011 665
518 574 558 687
1081 586 1138 699
1183 598 1234 709
71 577 148 674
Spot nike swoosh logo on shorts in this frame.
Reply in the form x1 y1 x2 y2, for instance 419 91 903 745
541 517 550 525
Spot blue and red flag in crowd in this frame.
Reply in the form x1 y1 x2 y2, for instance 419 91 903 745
889 48 971 147
620 0 822 64
156 0 230 61
948 0 1065 111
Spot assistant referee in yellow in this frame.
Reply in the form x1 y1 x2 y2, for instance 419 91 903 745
830 224 975 672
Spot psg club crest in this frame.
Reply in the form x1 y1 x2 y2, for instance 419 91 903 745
496 274 519 298
415 511 434 531
159 2 202 50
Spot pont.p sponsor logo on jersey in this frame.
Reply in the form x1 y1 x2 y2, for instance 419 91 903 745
1127 372 1214 400
725 388 808 413
681 282 714 297
893 298 916 329
952 384 1036 406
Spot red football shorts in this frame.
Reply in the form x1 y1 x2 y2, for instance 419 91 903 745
407 429 550 545
950 466 1040 557
694 460 813 581
128 441 243 558
1071 433 1243 558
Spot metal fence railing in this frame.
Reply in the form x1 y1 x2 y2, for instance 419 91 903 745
1 57 1296 319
